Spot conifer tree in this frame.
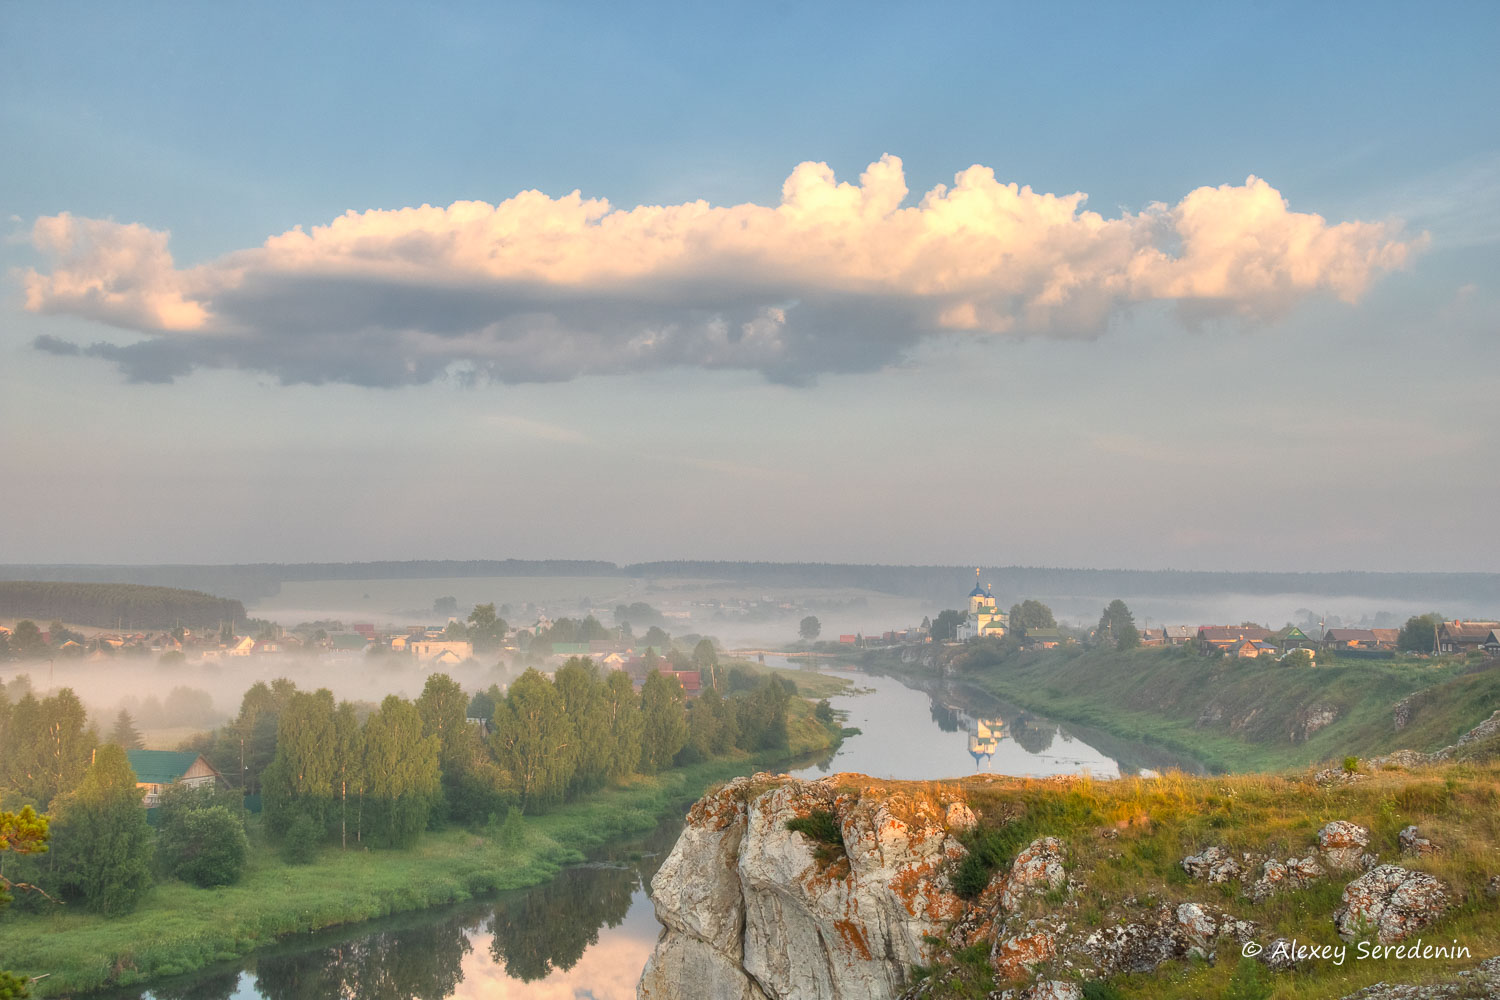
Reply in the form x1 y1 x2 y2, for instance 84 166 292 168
109 709 144 750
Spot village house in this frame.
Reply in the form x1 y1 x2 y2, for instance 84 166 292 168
409 639 472 663
1197 625 1273 653
1270 625 1316 652
1322 628 1379 650
1439 621 1500 654
124 749 223 808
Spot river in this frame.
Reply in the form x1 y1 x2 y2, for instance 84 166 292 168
101 665 1198 1000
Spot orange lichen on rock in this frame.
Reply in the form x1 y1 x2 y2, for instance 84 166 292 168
833 918 875 961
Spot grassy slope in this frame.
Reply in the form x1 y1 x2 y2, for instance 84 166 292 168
921 760 1500 999
876 644 1500 772
0 701 842 996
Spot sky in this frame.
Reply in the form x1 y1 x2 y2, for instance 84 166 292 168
2 2 1497 572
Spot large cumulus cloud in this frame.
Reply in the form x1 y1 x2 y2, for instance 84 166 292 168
23 155 1420 385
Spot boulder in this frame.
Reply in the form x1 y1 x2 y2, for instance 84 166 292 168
992 926 1058 980
1398 826 1438 857
1250 855 1323 901
1001 837 1067 910
1318 821 1373 873
1181 845 1245 883
1334 865 1450 944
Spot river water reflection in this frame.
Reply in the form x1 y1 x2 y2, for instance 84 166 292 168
106 665 1197 1000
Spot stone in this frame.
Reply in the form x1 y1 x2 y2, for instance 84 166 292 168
1250 855 1322 901
1398 826 1438 856
1318 821 1373 873
1174 902 1217 954
1018 981 1083 1000
1001 837 1067 911
1334 865 1450 944
1258 937 1301 971
642 773 977 1000
992 927 1058 980
1181 845 1244 883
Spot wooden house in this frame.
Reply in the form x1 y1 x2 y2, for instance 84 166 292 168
124 749 222 807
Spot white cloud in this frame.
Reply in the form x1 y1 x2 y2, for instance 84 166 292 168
23 156 1422 385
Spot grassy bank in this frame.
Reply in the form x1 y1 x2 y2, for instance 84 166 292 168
0 710 843 996
909 758 1500 999
864 644 1500 772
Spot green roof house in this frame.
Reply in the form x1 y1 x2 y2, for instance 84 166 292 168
124 749 222 807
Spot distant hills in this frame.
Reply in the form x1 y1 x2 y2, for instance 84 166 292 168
2 560 1496 607
0 581 247 629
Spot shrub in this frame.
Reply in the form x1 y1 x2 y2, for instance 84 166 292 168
280 813 322 865
158 804 249 887
1343 756 1360 774
786 810 844 863
814 699 835 724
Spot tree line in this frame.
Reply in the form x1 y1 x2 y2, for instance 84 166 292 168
0 582 247 630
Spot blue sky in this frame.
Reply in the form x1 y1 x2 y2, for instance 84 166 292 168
2 2 1497 570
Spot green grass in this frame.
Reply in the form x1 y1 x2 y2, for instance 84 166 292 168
0 727 843 996
919 762 1500 999
868 644 1500 772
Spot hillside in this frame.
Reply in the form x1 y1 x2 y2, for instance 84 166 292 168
640 741 1500 1000
0 581 246 630
864 643 1500 773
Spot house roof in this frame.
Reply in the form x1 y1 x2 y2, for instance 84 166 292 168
124 750 214 785
1440 622 1500 641
1371 629 1400 644
1198 626 1272 642
1025 627 1062 639
1163 625 1194 639
1325 628 1377 642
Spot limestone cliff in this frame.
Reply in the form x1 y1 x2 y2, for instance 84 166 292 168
638 772 975 1000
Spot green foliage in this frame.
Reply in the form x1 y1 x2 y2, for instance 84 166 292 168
51 744 153 916
1097 599 1139 650
799 615 821 641
602 670 645 780
639 671 689 773
498 806 525 850
157 804 248 887
0 688 92 809
0 969 30 1000
734 677 790 751
108 709 144 750
814 698 835 724
1343 755 1360 773
465 603 509 651
931 609 966 641
1080 981 1126 1000
1009 599 1057 631
554 659 612 793
262 688 339 838
492 669 578 813
785 809 842 844
417 672 472 818
614 601 663 626
1221 957 1272 1000
362 695 441 847
280 813 322 865
0 583 245 631
1397 613 1442 653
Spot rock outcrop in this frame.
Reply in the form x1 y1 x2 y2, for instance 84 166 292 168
1333 865 1450 944
639 773 974 1000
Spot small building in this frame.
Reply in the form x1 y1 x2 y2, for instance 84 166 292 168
1439 621 1500 654
124 750 222 808
1227 638 1278 658
1370 628 1400 650
1022 627 1062 650
1197 625 1273 653
1323 628 1378 650
1271 625 1316 652
410 639 473 662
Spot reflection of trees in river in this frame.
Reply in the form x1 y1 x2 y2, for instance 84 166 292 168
1008 713 1057 756
929 701 962 733
488 860 640 981
255 908 473 1000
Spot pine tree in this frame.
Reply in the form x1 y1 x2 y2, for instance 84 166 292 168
109 709 144 750
52 744 153 916
639 671 688 772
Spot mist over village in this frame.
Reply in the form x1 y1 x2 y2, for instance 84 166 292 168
2 4 1498 1000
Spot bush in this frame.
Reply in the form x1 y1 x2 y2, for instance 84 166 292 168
786 810 844 864
1343 756 1360 774
814 699 835 724
280 813 322 865
158 804 249 887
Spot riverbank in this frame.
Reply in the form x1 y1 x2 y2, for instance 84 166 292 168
856 643 1500 773
0 705 844 997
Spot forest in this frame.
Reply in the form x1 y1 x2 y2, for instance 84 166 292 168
5 559 1496 606
0 654 821 991
0 582 247 630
